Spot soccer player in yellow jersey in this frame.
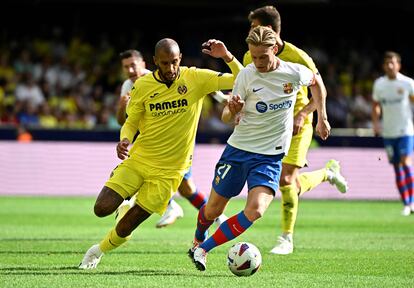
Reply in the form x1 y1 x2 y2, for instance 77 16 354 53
78 37 243 269
244 6 349 255
115 49 228 229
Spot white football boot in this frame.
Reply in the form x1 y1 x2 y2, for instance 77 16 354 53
269 235 293 255
79 244 103 269
191 246 207 271
401 205 411 216
325 159 349 193
156 199 184 228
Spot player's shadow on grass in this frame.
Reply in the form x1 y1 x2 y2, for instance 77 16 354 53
0 266 228 277
0 250 185 255
0 238 100 242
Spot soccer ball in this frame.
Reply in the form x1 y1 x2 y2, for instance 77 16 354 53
227 242 262 276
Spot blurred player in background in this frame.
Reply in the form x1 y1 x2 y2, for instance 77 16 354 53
244 6 348 255
189 26 330 271
79 37 242 269
372 51 414 216
115 49 227 228
116 49 151 125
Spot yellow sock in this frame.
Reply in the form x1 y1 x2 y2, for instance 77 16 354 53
298 168 327 196
280 184 299 234
99 228 130 253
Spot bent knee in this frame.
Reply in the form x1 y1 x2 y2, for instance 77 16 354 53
94 203 115 217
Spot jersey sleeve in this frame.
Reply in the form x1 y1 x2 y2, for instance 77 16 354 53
295 49 318 73
282 42 318 73
120 80 133 97
296 64 315 87
232 69 248 100
196 57 243 95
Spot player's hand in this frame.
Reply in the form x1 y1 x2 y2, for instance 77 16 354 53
228 94 245 115
316 118 331 140
202 39 232 61
117 138 130 160
293 112 306 135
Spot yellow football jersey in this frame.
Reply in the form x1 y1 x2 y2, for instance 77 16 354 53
121 60 242 170
243 41 318 123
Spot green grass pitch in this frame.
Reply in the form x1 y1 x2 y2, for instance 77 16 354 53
0 196 413 287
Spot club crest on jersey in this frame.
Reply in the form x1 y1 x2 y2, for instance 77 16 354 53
215 175 220 185
283 83 293 94
397 87 404 95
177 85 188 95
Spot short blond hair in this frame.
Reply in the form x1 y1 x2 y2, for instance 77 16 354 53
246 26 277 47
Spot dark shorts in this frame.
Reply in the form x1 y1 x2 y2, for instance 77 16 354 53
383 135 414 164
183 166 192 180
212 144 284 198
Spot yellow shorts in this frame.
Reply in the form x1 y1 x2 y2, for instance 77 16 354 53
105 157 185 215
282 122 313 168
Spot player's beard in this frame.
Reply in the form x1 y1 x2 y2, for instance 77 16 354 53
157 66 179 84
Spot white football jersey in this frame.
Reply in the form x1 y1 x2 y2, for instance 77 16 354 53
373 73 414 138
120 69 152 97
120 79 134 97
228 59 315 155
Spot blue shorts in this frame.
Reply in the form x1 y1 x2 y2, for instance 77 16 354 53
212 144 284 198
383 135 414 164
183 166 192 180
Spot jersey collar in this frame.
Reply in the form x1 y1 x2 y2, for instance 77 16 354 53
153 68 181 88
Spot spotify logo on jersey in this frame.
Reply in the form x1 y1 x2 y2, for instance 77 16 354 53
256 101 268 113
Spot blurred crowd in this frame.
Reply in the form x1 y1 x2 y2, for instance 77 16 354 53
0 29 400 135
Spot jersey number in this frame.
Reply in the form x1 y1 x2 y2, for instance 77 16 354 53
217 163 232 179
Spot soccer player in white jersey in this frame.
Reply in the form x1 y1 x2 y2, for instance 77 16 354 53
372 51 414 216
115 50 227 228
245 5 348 255
188 26 330 271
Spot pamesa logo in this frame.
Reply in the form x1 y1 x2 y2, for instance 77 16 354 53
256 100 293 113
149 99 188 117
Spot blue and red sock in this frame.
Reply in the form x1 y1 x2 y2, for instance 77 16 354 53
200 211 252 252
402 165 414 204
394 165 411 205
195 205 213 242
187 190 207 210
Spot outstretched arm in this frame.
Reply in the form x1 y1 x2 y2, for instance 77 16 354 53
202 39 243 90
